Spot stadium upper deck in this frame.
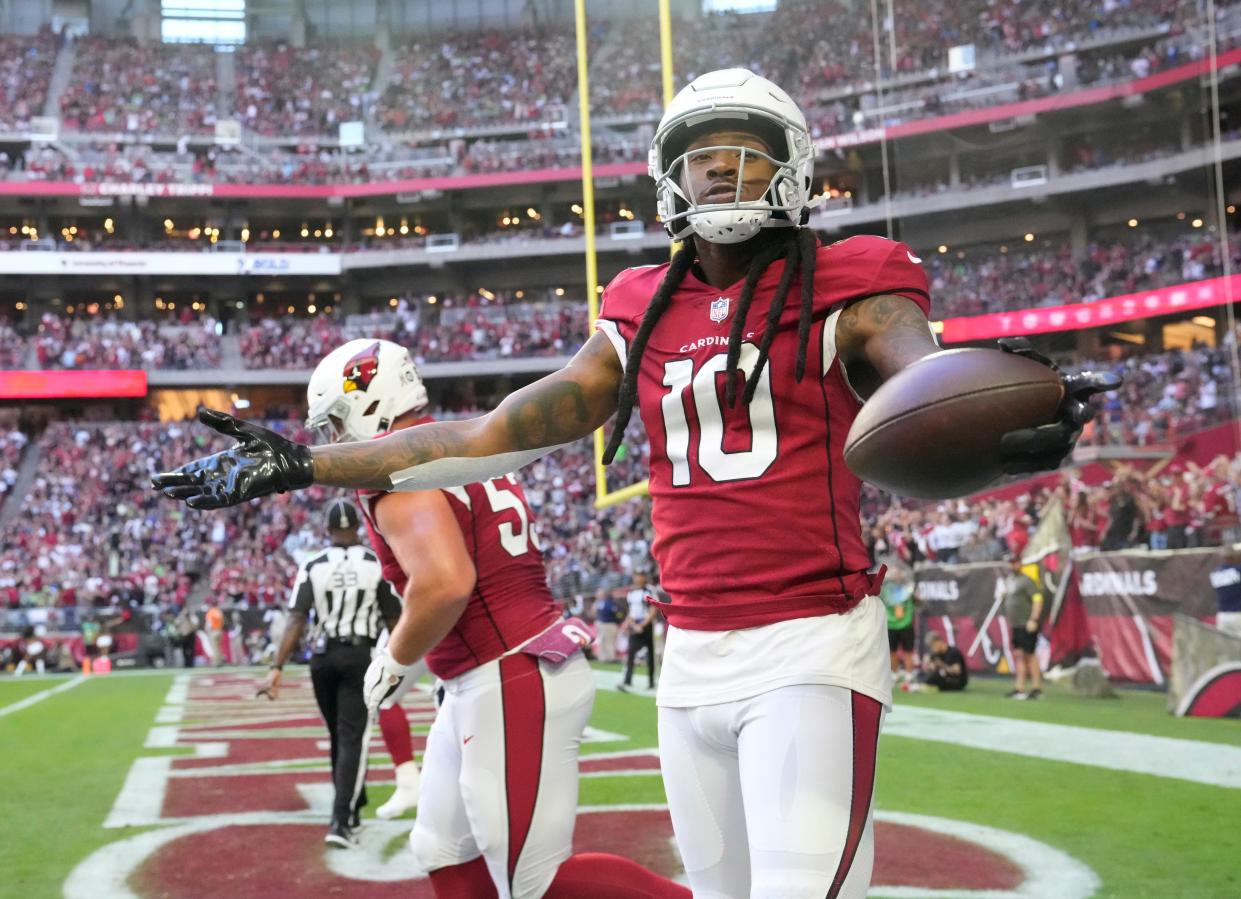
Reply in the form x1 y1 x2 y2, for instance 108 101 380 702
0 0 1238 386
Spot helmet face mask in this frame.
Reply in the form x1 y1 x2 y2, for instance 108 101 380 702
650 69 816 245
305 338 428 444
662 140 800 245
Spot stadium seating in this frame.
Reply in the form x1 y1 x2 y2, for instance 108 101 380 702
2 334 1235 611
928 231 1237 319
60 37 219 135
374 28 578 132
0 321 26 368
0 425 26 504
32 314 222 370
0 29 58 132
234 43 381 137
239 294 586 369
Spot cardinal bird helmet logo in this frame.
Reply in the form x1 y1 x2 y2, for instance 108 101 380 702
342 341 382 393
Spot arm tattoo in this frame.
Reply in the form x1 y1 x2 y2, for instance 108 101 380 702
835 294 940 397
311 334 621 490
312 421 476 490
503 381 592 450
837 294 940 381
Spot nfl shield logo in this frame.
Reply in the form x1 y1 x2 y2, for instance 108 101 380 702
710 296 730 323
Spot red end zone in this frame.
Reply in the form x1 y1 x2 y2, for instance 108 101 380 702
69 672 1097 899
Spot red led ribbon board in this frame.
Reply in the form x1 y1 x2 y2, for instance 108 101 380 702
0 369 148 399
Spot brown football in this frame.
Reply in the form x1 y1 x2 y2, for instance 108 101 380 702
843 349 1064 499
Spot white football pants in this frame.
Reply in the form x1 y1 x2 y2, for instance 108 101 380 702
658 683 883 899
410 650 594 899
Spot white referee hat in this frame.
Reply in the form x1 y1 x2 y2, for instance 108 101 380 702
326 499 361 531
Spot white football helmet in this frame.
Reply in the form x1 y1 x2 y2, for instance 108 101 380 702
306 338 428 443
650 68 816 244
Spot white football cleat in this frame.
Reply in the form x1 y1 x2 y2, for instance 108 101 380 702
376 761 421 819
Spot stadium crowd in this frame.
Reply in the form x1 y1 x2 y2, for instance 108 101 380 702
864 448 1241 567
239 294 587 368
0 424 26 504
594 0 1213 122
0 0 1229 185
60 37 219 135
234 43 381 137
0 226 1230 371
32 313 222 370
2 336 1238 614
926 229 1240 319
0 321 26 368
374 28 579 132
0 29 58 132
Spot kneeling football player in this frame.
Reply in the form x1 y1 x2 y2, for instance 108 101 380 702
306 339 689 899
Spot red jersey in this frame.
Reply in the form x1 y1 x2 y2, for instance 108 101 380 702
359 471 560 679
596 235 931 631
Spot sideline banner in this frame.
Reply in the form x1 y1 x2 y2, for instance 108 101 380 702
1075 549 1223 685
915 562 1016 675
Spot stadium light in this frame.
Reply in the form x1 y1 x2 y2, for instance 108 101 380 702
272 229 281 239
938 245 948 253
1128 219 1139 227
1192 218 1204 228
1024 233 1035 242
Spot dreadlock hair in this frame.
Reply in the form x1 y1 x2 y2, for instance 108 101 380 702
601 225 820 465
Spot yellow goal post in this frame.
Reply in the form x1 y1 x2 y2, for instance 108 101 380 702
574 0 676 509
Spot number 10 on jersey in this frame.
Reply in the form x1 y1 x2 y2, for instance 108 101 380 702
660 343 777 486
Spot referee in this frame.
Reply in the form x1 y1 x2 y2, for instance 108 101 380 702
258 499 401 848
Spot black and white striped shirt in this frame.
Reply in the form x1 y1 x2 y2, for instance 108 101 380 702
289 544 400 642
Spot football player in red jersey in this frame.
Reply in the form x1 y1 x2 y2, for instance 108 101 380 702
156 69 1116 898
301 339 690 899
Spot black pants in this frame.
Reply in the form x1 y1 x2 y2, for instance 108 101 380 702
179 634 196 668
310 641 372 825
624 625 656 688
926 671 968 692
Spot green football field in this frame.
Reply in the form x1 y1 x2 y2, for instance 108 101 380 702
1 666 1238 899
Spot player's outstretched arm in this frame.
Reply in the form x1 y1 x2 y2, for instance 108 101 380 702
154 333 622 507
314 331 622 491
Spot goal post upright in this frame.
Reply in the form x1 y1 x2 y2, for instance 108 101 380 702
582 0 676 510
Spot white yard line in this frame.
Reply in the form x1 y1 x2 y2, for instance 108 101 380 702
885 705 1241 789
0 674 86 718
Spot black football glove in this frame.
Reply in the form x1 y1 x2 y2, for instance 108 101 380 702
151 408 314 510
996 337 1122 475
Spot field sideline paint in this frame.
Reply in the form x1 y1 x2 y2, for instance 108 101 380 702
0 674 86 718
886 705 1241 789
